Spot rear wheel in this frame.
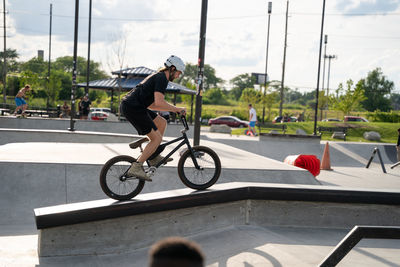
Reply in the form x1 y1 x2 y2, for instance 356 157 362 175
177 146 221 190
99 155 145 200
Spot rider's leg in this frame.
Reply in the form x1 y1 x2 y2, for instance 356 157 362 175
127 129 162 180
147 115 173 166
153 115 166 136
137 129 163 163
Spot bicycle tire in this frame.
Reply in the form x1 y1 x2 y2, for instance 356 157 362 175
177 146 221 190
99 155 145 200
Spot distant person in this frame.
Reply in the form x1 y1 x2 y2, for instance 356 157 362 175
80 95 91 119
248 103 258 136
60 101 70 118
397 128 400 162
149 237 205 267
13 84 32 116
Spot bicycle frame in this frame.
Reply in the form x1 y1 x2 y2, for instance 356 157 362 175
150 116 201 170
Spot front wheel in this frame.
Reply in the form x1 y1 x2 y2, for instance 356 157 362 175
99 155 145 200
177 146 221 190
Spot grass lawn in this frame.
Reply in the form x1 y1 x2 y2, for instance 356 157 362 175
231 121 399 144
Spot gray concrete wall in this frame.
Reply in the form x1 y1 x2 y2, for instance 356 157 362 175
0 117 193 138
37 199 400 256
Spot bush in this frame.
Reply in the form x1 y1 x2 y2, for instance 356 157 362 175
366 110 400 123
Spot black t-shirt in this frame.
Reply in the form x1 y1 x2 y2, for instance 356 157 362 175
81 99 91 111
123 72 168 109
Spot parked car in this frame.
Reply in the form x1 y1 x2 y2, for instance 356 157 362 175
272 116 297 123
322 118 341 122
208 116 248 128
344 116 369 122
88 111 118 121
90 107 112 113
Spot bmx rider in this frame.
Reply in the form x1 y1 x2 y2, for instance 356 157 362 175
120 55 186 180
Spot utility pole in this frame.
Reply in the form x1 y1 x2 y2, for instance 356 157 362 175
47 3 52 110
321 35 327 93
325 55 336 98
2 0 6 107
313 0 327 135
86 0 92 96
262 2 272 124
69 0 79 131
193 0 208 146
279 0 289 117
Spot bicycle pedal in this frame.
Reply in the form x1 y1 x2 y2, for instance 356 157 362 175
146 166 157 177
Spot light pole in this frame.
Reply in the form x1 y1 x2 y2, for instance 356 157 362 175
193 0 208 146
313 0 326 135
262 2 272 124
86 0 92 96
279 0 289 117
69 0 79 131
2 0 6 107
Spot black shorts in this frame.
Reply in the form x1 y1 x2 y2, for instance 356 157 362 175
121 101 158 135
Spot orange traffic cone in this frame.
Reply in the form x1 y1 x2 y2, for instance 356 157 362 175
321 142 333 170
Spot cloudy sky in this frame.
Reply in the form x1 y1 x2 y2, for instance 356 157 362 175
6 0 400 93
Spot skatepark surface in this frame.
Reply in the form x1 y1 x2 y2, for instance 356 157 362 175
0 119 399 267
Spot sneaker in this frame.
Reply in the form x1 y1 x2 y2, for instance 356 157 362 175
127 162 152 181
148 154 173 166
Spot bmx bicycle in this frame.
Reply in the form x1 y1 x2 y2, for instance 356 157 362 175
99 115 221 200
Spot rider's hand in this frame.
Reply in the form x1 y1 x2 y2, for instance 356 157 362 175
178 108 186 116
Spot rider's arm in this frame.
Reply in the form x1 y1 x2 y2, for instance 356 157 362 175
149 92 186 114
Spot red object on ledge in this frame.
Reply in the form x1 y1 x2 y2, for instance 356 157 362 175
284 154 321 177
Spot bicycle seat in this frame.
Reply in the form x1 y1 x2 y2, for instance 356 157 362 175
129 137 149 149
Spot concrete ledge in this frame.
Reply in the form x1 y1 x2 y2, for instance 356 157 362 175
35 182 400 229
0 128 140 145
35 182 400 257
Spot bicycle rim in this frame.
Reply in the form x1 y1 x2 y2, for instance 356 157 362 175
178 146 221 190
100 155 145 200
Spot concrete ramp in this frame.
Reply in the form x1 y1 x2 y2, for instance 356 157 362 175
0 140 317 226
34 182 400 257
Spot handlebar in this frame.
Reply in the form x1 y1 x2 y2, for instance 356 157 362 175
177 113 189 132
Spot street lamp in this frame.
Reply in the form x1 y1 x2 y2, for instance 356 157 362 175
262 1 272 124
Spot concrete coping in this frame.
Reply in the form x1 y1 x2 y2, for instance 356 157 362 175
34 182 400 229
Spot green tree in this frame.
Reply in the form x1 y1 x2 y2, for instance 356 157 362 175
330 79 366 115
52 56 108 81
391 93 400 110
262 90 279 121
240 87 262 107
203 87 229 105
359 68 394 112
0 48 20 73
230 73 256 100
177 63 223 91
